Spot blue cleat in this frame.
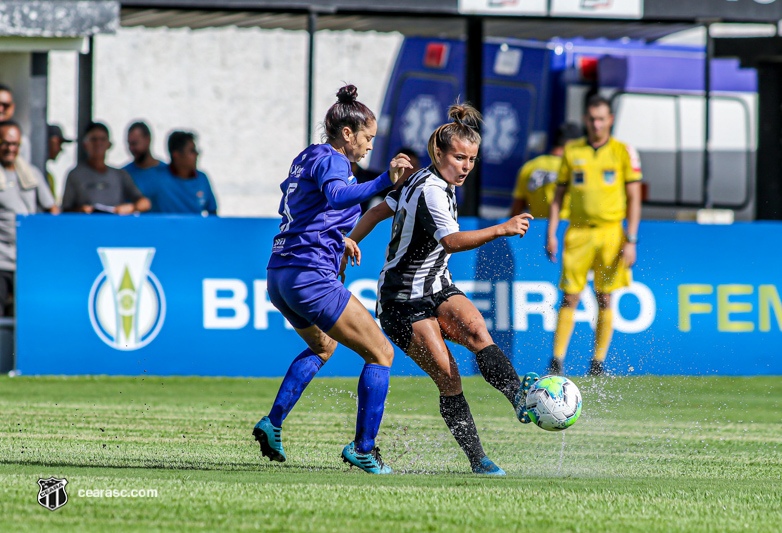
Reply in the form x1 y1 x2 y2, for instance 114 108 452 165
513 372 540 424
341 442 393 474
253 416 286 462
471 456 506 476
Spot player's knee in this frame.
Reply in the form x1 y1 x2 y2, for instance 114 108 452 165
596 293 611 309
562 294 580 308
372 339 395 367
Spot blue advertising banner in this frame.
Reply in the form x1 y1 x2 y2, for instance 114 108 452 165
16 215 782 377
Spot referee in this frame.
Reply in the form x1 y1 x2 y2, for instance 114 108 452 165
546 95 642 376
510 123 581 219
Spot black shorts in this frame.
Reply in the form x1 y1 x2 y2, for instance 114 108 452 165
378 284 465 351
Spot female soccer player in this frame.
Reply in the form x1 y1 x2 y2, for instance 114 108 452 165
254 85 412 475
348 103 539 475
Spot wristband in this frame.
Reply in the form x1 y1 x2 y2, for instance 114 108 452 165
626 234 638 244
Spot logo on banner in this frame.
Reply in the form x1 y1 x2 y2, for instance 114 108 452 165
89 247 166 351
401 95 443 154
482 102 520 163
37 477 68 511
581 0 612 9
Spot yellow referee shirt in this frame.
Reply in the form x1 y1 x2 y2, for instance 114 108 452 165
513 154 569 219
557 137 642 226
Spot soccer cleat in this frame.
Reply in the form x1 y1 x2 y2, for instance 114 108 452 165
341 442 393 474
588 359 605 377
471 456 506 476
547 357 563 376
253 416 286 462
513 372 540 424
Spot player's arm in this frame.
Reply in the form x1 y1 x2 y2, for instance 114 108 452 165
623 181 642 267
439 214 534 254
349 201 394 245
622 144 643 267
546 156 569 262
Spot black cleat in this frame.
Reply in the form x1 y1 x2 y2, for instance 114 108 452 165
547 357 564 376
588 359 605 377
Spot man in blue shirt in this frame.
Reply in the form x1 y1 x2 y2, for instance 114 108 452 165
122 121 167 196
143 131 217 215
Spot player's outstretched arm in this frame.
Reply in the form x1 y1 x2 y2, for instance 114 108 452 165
546 184 566 263
349 201 394 244
440 214 534 254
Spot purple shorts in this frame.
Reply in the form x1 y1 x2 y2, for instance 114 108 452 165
266 266 352 332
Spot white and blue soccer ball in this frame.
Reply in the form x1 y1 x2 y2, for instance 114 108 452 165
525 375 582 431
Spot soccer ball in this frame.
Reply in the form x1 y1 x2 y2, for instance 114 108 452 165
525 375 582 431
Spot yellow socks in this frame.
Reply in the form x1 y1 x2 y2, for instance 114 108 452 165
553 306 576 361
594 308 613 362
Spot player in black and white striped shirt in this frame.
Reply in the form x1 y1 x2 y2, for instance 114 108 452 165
348 103 540 476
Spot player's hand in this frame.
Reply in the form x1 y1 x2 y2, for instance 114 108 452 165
546 236 558 263
389 153 414 184
114 203 135 215
500 213 533 237
344 237 361 267
80 205 94 214
622 242 637 268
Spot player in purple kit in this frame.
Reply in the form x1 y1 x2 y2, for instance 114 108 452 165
253 85 412 474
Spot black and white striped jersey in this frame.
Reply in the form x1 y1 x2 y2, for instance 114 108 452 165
377 166 461 308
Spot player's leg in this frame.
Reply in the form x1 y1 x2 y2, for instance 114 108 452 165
591 292 612 376
552 226 594 374
325 295 394 474
254 269 338 462
405 317 503 475
591 222 631 376
550 293 580 375
436 293 538 423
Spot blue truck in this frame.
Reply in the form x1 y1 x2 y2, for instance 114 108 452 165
369 36 758 219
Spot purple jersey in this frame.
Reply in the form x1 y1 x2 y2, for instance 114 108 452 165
268 143 391 273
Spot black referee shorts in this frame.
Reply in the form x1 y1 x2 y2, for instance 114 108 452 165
378 284 465 352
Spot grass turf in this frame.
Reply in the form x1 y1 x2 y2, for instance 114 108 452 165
0 374 780 532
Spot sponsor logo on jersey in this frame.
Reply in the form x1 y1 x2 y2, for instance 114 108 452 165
89 248 166 351
528 169 559 191
603 169 616 184
38 477 68 511
573 170 585 185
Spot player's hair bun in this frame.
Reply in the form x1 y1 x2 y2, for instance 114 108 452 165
336 85 359 104
448 103 481 131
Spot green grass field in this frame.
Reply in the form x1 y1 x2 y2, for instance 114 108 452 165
1 374 780 532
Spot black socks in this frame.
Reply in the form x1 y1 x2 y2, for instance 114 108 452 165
440 393 485 467
476 344 521 404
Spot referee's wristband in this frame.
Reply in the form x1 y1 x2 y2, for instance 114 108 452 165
626 234 639 244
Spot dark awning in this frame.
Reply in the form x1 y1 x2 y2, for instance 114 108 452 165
121 8 696 42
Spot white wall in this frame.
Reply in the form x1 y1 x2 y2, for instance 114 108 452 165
47 25 403 215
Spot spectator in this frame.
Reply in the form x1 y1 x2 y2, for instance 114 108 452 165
0 121 57 316
0 85 30 162
142 131 216 215
123 121 166 196
46 124 72 197
61 122 150 214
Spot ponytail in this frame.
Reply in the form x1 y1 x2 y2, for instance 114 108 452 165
426 102 482 165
